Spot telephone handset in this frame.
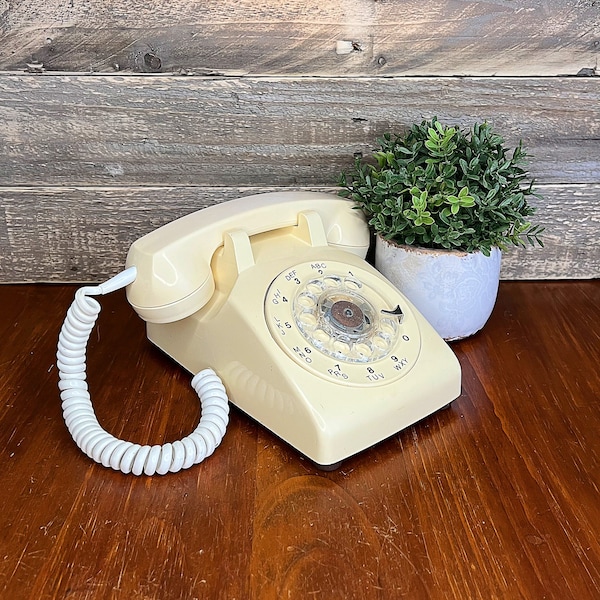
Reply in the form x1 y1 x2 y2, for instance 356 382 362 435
57 191 461 475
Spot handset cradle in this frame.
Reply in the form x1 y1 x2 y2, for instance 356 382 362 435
125 191 370 324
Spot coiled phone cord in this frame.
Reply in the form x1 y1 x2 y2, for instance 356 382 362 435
56 267 230 476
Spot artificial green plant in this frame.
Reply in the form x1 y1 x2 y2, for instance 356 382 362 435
338 117 543 256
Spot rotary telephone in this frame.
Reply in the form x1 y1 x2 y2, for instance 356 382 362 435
57 191 461 475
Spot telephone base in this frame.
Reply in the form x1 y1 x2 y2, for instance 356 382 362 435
134 191 461 467
310 398 455 470
148 249 461 469
147 268 461 467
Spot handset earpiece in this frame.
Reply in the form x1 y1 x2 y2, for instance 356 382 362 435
125 250 215 324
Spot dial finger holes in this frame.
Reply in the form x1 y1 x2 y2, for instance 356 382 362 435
344 277 362 291
266 260 421 386
297 292 317 309
354 343 373 358
333 340 351 355
298 312 318 328
379 319 397 337
306 281 323 294
323 276 342 288
291 270 401 363
313 329 330 344
373 334 391 351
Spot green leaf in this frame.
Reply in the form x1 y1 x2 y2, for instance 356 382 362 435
336 116 541 253
427 127 440 140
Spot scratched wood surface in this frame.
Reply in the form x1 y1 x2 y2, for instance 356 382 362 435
0 75 599 282
0 0 598 76
0 280 598 599
1 75 599 188
0 184 598 283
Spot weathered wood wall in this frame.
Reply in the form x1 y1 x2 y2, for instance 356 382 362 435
2 0 598 76
0 0 599 281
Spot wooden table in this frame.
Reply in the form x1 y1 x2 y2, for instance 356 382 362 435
0 281 598 599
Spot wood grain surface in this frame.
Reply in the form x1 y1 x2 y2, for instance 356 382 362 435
1 75 599 282
0 280 598 599
1 0 598 76
0 184 598 283
1 75 598 187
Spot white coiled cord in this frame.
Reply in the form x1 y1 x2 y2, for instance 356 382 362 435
56 267 230 476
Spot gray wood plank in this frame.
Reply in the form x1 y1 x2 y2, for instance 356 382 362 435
0 1 598 76
1 75 598 188
1 184 597 282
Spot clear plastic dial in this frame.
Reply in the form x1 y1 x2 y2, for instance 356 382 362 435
293 275 399 363
264 261 421 387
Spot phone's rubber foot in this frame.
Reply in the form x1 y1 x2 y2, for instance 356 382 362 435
313 460 343 472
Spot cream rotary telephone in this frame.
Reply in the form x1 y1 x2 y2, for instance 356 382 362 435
57 191 461 474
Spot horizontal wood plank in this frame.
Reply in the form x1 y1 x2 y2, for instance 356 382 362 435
0 1 598 76
1 184 598 282
1 75 598 188
0 280 599 598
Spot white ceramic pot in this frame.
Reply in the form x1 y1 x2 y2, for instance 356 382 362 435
375 236 502 341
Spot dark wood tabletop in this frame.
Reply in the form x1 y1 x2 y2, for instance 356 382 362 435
0 280 598 600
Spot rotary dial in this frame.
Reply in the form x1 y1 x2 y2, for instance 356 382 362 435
293 275 399 363
265 261 421 387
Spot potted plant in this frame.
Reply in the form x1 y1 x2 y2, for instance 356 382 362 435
338 117 543 340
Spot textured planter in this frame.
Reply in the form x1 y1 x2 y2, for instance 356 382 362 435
375 236 502 341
